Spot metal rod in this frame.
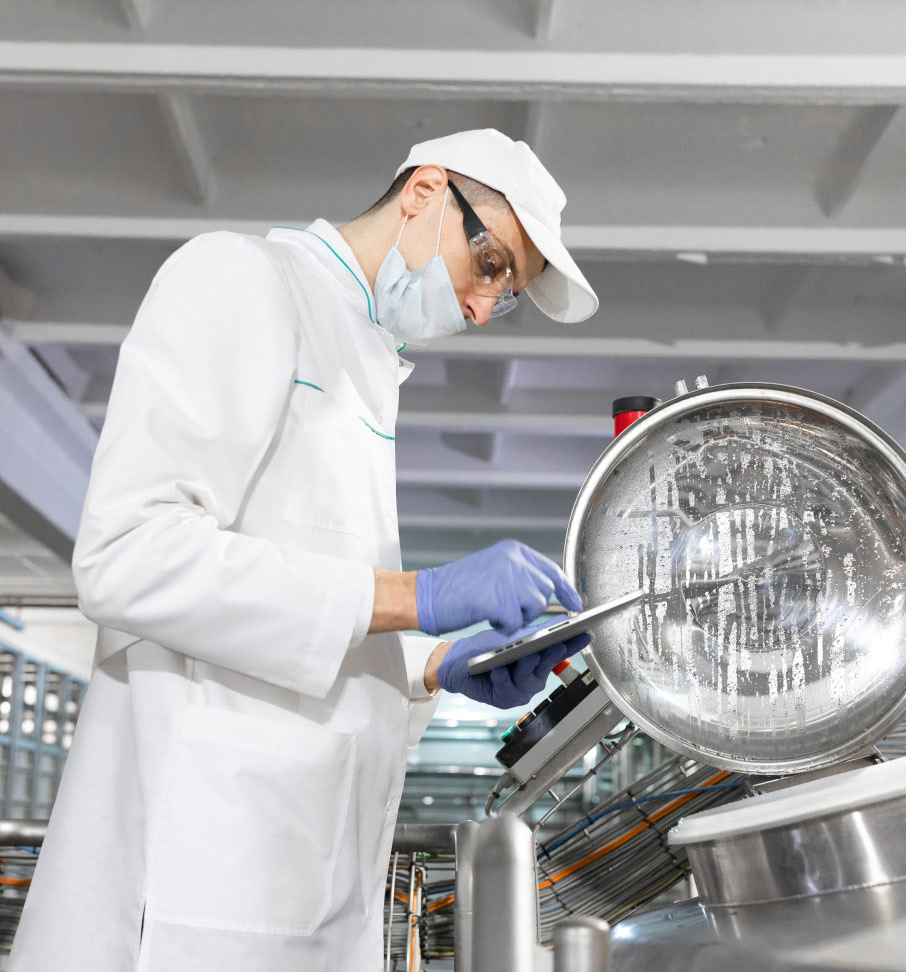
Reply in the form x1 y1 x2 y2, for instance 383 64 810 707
0 819 47 847
454 820 479 972
392 822 455 854
472 814 539 972
553 917 611 972
386 852 399 972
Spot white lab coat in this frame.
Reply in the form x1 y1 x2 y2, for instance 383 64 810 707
9 223 441 972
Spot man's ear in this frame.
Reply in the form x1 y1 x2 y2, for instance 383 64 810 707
399 165 447 217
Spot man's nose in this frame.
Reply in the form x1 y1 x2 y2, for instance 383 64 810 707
464 293 497 327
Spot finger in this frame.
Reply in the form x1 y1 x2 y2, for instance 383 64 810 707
522 547 583 613
533 633 589 679
563 632 591 656
490 664 531 709
510 652 542 691
495 570 551 632
490 663 516 696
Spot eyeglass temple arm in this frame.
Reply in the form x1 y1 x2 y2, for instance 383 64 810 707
446 180 487 242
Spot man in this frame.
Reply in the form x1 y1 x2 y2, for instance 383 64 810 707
9 129 598 971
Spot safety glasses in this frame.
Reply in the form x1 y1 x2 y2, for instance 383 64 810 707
446 180 518 318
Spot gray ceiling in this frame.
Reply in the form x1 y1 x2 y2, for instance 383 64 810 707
1 0 905 600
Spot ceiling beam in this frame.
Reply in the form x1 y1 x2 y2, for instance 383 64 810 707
14 316 906 365
399 410 611 435
32 345 91 402
158 93 214 205
758 267 813 331
848 367 906 446
531 0 557 40
0 330 97 561
396 466 587 490
0 265 36 319
116 0 154 31
4 217 906 264
419 335 906 363
814 106 899 217
398 509 567 531
2 44 906 104
6 321 130 345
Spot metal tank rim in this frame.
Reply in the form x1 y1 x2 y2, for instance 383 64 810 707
562 381 906 776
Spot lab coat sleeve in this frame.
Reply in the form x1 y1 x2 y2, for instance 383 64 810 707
72 232 375 698
402 635 442 746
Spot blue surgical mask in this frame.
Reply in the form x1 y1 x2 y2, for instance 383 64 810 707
373 191 467 347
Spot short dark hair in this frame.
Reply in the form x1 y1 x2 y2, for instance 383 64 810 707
363 167 509 218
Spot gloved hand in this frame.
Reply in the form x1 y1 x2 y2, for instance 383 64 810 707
416 539 583 636
437 618 590 710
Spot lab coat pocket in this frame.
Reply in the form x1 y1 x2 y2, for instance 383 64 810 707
283 387 371 537
150 704 355 936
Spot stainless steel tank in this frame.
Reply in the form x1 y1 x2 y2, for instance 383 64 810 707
611 758 906 970
560 383 906 970
564 383 906 776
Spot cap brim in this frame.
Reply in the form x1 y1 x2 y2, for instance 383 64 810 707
510 204 599 323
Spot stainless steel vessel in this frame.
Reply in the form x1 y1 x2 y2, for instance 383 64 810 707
611 758 906 970
669 757 906 907
560 383 906 970
564 383 906 776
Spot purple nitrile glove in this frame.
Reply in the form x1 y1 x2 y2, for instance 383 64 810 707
437 617 590 710
416 539 583 636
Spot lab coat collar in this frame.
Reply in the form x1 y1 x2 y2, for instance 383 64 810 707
267 221 413 382
268 220 378 323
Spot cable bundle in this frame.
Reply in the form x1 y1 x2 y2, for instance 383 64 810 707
535 755 744 940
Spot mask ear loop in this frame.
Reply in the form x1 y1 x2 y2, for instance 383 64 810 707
435 189 449 257
394 188 448 253
394 214 408 248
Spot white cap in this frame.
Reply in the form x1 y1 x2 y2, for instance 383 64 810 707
395 129 598 323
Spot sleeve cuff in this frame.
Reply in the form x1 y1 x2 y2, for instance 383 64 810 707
401 634 442 702
350 567 375 648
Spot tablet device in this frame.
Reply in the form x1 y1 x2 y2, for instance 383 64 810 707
466 589 647 676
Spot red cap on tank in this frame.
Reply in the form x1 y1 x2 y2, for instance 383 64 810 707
612 395 660 437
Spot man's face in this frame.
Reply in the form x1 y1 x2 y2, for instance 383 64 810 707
438 196 547 327
397 170 547 328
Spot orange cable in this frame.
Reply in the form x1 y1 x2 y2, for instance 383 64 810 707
427 892 455 913
420 772 730 912
536 770 729 891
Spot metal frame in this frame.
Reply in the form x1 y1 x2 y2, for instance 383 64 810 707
0 641 86 820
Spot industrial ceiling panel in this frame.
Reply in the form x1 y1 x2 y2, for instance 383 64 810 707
551 0 906 55
537 103 867 226
193 95 530 219
0 90 205 214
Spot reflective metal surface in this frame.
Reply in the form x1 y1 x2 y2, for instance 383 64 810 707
454 820 479 972
609 881 906 971
472 814 539 972
553 916 611 972
564 384 906 775
391 822 455 854
680 796 906 906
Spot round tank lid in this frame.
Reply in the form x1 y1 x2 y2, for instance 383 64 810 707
669 757 906 845
565 383 906 776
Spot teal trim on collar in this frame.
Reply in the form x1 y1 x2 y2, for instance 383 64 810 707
294 229 375 324
397 343 407 354
359 416 395 441
294 379 325 392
